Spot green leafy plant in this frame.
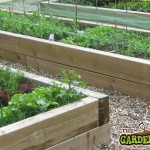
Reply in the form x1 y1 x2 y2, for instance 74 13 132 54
60 68 86 89
108 1 150 13
0 69 86 127
0 67 22 94
55 0 126 6
0 10 150 59
62 26 150 59
0 11 73 40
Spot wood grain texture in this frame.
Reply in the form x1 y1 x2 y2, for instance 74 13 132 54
99 97 109 126
0 97 100 150
26 56 150 99
1 30 150 86
19 35 150 86
0 48 26 65
45 123 110 150
0 31 150 98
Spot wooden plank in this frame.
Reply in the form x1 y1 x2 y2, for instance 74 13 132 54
1 28 150 88
0 48 26 65
1 31 150 98
0 31 20 47
45 123 110 150
26 56 150 99
0 97 99 150
99 97 109 126
21 39 150 86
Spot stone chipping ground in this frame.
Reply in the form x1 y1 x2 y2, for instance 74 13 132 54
0 59 149 150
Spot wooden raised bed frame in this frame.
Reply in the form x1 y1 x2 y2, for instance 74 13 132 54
40 0 150 31
0 30 150 99
0 68 109 150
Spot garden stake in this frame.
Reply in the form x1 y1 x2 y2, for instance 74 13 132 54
75 0 78 45
96 0 98 26
125 0 128 30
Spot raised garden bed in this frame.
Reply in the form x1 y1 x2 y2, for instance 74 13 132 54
0 66 88 127
107 1 150 13
0 65 109 150
0 30 150 99
45 0 150 13
0 10 150 59
40 0 150 30
0 10 150 99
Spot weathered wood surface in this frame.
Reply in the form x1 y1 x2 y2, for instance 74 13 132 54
0 97 100 150
0 30 150 98
46 123 110 150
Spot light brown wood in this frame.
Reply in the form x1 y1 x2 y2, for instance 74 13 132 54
19 35 150 86
0 48 26 65
0 31 21 56
99 97 109 126
0 97 100 150
25 56 150 99
45 123 110 150
0 31 150 98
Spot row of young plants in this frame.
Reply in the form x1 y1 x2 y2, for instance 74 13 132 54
1 0 149 13
62 27 150 59
0 10 150 59
0 11 74 40
49 0 150 12
107 1 150 12
52 0 132 7
0 68 86 127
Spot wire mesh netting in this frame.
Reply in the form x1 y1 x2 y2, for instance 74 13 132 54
0 0 150 30
0 0 150 59
40 1 150 30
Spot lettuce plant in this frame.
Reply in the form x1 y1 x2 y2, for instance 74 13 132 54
0 69 86 127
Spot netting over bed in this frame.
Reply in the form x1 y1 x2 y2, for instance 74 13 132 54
0 0 150 30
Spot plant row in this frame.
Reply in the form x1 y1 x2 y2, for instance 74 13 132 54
62 27 150 59
108 1 150 13
0 68 86 127
52 0 131 7
0 10 150 59
0 11 75 40
49 0 150 12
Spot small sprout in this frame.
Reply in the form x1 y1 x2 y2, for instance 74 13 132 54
59 68 87 89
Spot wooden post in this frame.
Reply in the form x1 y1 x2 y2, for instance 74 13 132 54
99 97 109 126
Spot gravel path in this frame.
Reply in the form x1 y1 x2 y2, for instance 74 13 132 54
0 59 149 150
